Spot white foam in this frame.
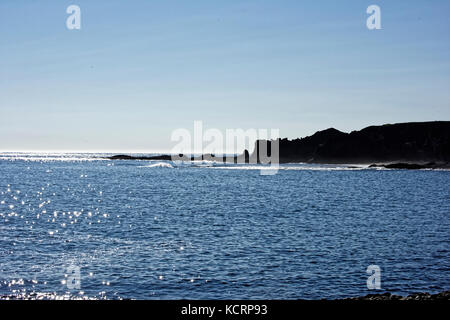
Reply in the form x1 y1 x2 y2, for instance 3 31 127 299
139 162 174 168
0 153 107 162
209 164 377 171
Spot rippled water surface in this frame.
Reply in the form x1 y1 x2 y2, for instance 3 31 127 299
0 154 449 299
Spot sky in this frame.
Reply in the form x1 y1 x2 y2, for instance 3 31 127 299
1 0 449 152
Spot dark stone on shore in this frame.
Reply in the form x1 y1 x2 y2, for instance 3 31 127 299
379 163 426 169
1 290 449 300
344 291 450 301
369 161 449 170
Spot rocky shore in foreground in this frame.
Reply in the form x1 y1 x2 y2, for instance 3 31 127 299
343 291 450 301
1 291 449 300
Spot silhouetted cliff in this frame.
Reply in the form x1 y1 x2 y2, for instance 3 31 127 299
252 121 450 163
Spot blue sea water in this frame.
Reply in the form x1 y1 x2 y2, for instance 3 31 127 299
0 153 449 299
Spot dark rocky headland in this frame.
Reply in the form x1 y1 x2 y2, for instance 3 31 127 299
109 121 450 169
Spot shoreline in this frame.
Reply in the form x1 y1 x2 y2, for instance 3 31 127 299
1 291 449 301
106 154 450 170
342 290 450 301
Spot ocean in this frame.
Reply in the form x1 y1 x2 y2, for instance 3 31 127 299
0 153 449 299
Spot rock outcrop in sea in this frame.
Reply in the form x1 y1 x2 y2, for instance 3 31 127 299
109 121 450 168
251 121 450 164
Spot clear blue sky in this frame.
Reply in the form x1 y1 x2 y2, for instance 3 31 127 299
1 0 449 152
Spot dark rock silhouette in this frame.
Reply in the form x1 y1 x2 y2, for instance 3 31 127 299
369 162 442 169
344 290 450 301
251 121 450 164
109 154 172 161
108 121 450 168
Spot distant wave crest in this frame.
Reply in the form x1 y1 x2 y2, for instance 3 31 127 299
139 162 174 168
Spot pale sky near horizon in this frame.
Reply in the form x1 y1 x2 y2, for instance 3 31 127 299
1 0 449 152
